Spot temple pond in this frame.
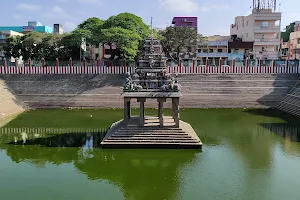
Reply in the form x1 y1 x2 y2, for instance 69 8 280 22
1 108 300 200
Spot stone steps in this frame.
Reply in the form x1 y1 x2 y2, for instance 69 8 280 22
277 86 300 117
101 116 202 149
2 74 300 109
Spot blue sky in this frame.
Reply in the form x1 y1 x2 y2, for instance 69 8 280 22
2 0 300 35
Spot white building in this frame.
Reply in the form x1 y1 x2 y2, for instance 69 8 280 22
230 8 281 59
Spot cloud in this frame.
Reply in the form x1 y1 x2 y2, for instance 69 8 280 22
159 0 199 14
159 0 230 14
53 5 64 13
216 28 230 36
211 4 230 10
43 5 74 20
16 3 41 11
13 14 21 20
63 22 77 32
77 0 101 3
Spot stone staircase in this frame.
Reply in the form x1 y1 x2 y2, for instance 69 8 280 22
2 74 300 108
0 79 25 122
277 84 300 117
101 116 202 149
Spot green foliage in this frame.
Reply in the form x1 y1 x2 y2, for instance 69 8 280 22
100 27 141 62
76 17 103 44
4 13 150 62
281 23 295 42
100 13 150 61
158 26 198 61
101 12 150 39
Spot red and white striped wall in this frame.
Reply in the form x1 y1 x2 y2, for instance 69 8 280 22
0 66 136 75
167 65 300 74
1 65 300 74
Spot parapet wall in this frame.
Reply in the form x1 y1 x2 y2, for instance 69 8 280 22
1 74 300 109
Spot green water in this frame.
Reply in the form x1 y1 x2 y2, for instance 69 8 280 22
1 109 300 200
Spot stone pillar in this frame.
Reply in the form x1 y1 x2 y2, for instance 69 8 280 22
137 98 146 126
172 98 175 121
127 100 131 119
124 98 130 125
157 98 166 127
173 98 180 128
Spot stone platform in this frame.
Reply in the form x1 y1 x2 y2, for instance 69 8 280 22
101 116 202 149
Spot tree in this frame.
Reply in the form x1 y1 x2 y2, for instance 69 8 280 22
100 27 141 62
101 12 150 39
281 23 295 42
158 26 198 61
3 36 22 59
76 17 103 44
100 12 150 61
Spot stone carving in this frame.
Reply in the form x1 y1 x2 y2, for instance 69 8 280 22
123 34 180 92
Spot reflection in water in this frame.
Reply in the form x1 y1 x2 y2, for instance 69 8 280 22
1 115 300 199
260 124 300 142
0 132 200 200
259 123 300 156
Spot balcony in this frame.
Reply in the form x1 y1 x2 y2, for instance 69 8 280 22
254 25 280 33
254 38 280 46
255 51 279 59
198 41 228 47
227 53 244 60
252 12 281 21
197 52 228 57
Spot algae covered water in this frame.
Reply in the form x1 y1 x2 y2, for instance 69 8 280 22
1 108 300 200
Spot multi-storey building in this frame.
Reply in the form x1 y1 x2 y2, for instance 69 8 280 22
289 31 300 60
53 24 64 34
230 8 281 59
0 21 53 34
228 38 254 60
280 21 300 60
196 35 230 65
172 17 197 32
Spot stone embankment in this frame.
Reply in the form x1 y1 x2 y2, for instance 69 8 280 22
277 83 300 117
1 74 300 109
0 79 25 124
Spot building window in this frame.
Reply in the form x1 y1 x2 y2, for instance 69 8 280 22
298 38 300 44
203 49 208 53
237 26 238 30
247 21 248 26
187 22 193 26
234 49 239 53
198 49 201 53
262 22 269 27
217 49 223 53
209 49 213 53
262 47 265 51
246 33 248 37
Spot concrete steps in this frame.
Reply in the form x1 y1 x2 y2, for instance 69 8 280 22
277 86 300 117
101 116 202 149
2 74 300 108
